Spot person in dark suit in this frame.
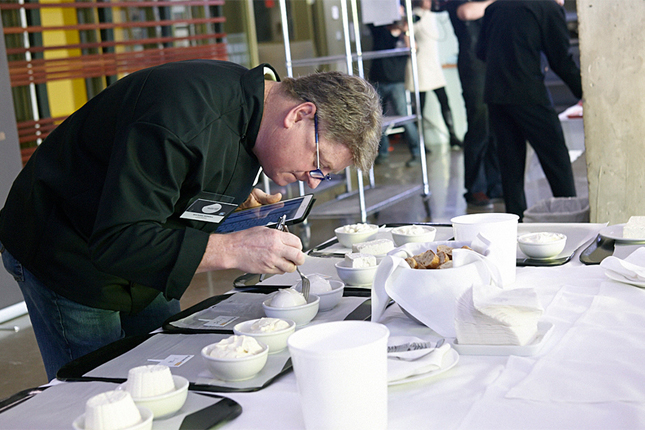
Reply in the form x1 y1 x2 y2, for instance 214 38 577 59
437 0 502 208
476 0 582 220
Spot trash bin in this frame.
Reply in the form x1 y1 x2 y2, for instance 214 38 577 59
523 197 590 223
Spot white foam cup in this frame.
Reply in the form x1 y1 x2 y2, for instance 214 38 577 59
287 321 389 430
451 213 519 286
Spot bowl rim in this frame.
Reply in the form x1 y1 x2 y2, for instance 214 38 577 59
334 223 379 234
391 225 437 235
201 339 269 362
233 318 296 336
295 280 344 297
334 260 379 271
120 374 189 401
517 232 567 244
261 293 320 310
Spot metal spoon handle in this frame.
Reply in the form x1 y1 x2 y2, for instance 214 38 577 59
276 215 310 301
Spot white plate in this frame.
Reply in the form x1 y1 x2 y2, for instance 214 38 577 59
599 224 645 243
387 348 459 386
604 269 645 288
450 322 554 356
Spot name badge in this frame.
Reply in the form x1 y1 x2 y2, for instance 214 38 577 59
180 192 238 223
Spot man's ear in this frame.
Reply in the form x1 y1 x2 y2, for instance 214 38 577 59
285 102 316 128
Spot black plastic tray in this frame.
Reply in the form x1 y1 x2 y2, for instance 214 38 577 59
162 292 372 334
56 332 293 393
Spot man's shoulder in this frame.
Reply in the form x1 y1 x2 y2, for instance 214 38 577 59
152 60 247 77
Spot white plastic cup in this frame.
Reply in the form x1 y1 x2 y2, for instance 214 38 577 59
287 321 390 430
451 213 519 286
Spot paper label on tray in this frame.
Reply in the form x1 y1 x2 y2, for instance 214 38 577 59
199 315 240 327
148 354 194 367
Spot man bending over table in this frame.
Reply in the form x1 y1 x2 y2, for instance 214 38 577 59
0 60 382 380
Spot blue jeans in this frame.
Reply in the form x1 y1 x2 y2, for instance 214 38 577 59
376 82 421 157
0 242 180 380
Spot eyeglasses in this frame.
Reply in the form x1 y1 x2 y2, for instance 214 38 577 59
309 113 332 182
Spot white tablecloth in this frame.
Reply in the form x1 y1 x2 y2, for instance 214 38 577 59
219 223 645 429
11 223 644 429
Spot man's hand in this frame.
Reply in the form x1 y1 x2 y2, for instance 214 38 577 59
457 0 495 21
196 226 305 275
237 189 282 211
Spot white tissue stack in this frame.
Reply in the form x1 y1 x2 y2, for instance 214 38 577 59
455 284 543 346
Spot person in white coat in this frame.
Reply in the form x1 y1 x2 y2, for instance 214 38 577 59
405 0 463 149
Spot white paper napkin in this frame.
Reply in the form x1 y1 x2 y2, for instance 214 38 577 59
387 336 452 383
600 246 645 282
471 284 543 326
455 284 544 346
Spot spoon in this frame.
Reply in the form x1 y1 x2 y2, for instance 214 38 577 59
276 215 310 301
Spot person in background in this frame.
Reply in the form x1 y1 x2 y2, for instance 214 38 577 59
405 0 463 151
477 0 581 220
0 60 382 380
435 0 502 208
369 16 424 167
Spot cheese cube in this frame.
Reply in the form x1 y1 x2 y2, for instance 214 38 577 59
344 253 377 268
352 239 394 256
623 216 645 239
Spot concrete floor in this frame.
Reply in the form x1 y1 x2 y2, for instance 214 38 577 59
0 134 589 402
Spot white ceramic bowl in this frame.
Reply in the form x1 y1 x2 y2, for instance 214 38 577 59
201 340 269 381
120 375 189 419
334 224 379 248
390 225 437 247
518 232 567 259
73 406 153 430
335 261 378 286
311 280 344 311
262 294 320 326
292 277 343 310
233 318 296 354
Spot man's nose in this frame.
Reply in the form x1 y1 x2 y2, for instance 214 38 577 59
306 176 320 189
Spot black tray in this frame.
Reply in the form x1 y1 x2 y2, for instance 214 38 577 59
162 292 371 334
516 253 574 267
0 384 242 429
56 332 292 393
0 386 49 414
579 234 616 265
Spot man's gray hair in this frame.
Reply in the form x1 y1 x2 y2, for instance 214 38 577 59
280 71 383 172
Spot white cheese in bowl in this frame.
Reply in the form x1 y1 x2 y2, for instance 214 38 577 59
208 335 264 358
340 223 377 233
124 364 175 399
352 239 394 256
84 390 142 430
344 252 377 268
294 274 332 294
270 288 307 307
391 225 427 236
519 232 564 243
249 317 290 333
